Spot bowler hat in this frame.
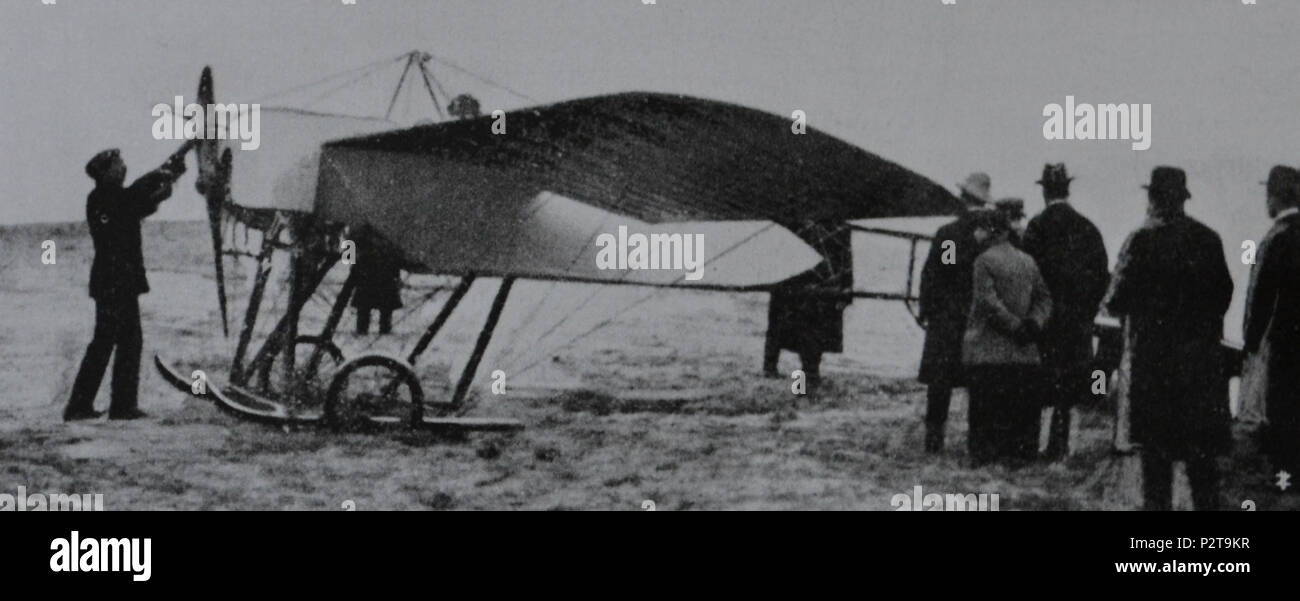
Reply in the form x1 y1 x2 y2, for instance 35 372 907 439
969 207 1010 233
85 148 120 180
1142 166 1191 201
995 197 1026 220
1261 165 1300 201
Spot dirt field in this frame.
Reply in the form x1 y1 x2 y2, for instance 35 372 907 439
0 221 1289 510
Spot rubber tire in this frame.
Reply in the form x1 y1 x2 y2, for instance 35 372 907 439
324 354 424 432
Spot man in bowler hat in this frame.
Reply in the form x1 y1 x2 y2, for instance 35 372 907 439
64 145 191 421
1103 166 1233 510
1022 164 1110 460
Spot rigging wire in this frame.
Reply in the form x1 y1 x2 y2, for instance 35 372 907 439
498 221 780 374
487 187 680 372
259 106 394 123
248 53 409 105
301 62 394 113
487 204 630 370
424 52 540 104
502 219 858 378
506 222 783 381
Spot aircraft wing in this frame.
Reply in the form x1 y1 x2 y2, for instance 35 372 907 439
305 92 959 287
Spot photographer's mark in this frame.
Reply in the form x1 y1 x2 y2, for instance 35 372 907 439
1 486 103 511
49 531 150 582
595 226 705 281
892 485 1000 511
151 96 261 151
1043 96 1151 151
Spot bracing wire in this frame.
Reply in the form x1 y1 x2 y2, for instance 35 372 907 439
248 53 409 105
488 206 631 370
425 52 540 104
504 222 782 381
301 62 394 113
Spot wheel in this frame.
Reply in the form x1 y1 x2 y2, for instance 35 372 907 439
257 335 344 407
325 354 426 432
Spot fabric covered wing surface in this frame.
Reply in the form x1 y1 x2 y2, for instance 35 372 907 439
313 92 960 285
316 148 821 286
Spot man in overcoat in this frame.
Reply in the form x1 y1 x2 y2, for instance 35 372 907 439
1243 165 1300 484
764 222 853 395
1103 166 1233 510
1022 164 1110 460
351 228 404 335
918 172 991 452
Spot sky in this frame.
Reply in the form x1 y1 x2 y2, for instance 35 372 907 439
3 0 1298 332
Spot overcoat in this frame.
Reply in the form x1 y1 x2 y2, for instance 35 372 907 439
1022 202 1110 369
1103 212 1234 458
1243 211 1300 463
918 211 980 384
350 234 404 311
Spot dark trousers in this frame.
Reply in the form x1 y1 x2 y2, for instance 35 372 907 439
1043 367 1087 457
763 335 780 374
66 296 142 416
356 308 393 335
926 385 953 428
763 345 822 389
1141 449 1220 511
799 351 822 389
966 365 1041 465
1265 349 1300 474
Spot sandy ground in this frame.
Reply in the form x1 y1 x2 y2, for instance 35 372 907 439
1 221 1292 510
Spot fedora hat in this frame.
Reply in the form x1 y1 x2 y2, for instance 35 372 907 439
1142 166 1191 201
1035 163 1074 188
1261 165 1300 201
957 172 992 204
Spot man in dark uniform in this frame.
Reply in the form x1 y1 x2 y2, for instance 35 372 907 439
64 145 190 421
351 228 404 335
1243 165 1300 484
1022 164 1110 460
1104 166 1233 510
918 172 991 453
763 222 853 395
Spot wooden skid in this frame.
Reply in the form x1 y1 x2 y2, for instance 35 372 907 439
155 354 523 433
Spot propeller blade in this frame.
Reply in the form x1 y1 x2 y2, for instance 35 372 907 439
194 66 230 336
207 148 232 337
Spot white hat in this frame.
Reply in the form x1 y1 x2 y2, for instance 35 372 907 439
957 172 992 204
